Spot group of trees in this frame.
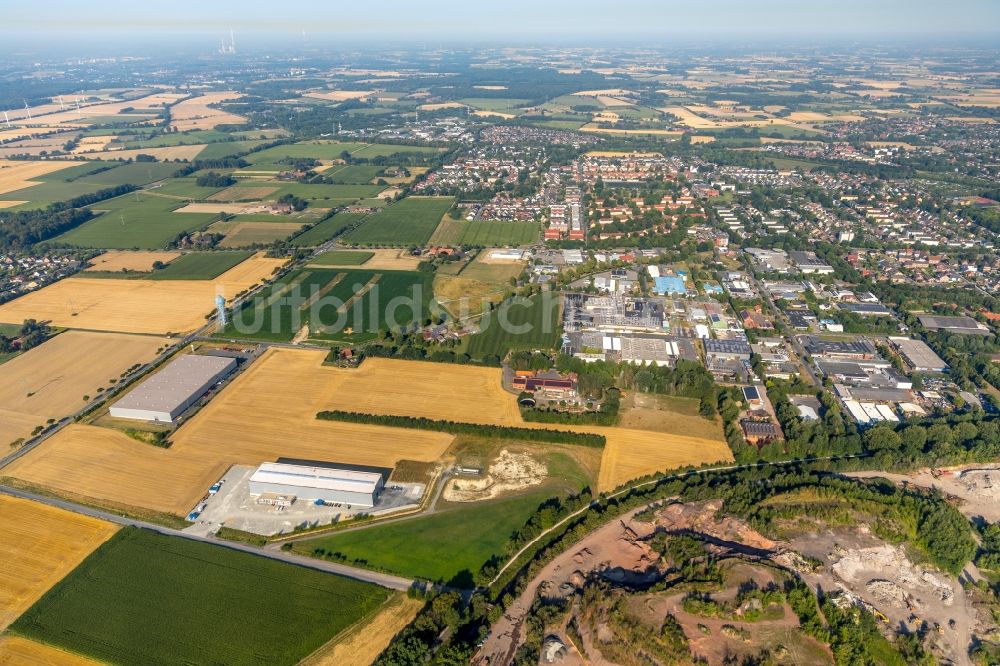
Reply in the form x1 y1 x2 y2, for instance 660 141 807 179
276 193 307 211
555 354 718 417
195 171 235 188
0 319 51 354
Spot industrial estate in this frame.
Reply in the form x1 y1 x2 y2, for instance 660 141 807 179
2 5 1000 665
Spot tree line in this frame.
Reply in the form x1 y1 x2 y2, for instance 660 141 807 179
315 410 605 448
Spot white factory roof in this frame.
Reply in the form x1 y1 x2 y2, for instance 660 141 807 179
488 249 524 261
250 462 382 494
112 354 236 413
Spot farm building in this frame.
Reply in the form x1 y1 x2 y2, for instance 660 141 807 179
741 420 782 445
109 354 237 423
248 462 385 507
512 371 577 396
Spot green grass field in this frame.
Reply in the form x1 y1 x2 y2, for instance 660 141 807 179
269 182 384 202
310 250 374 266
466 294 562 359
324 164 384 184
54 193 216 249
223 268 433 341
196 139 271 160
433 219 539 246
32 161 116 182
246 141 440 165
224 268 360 341
146 251 253 280
295 493 549 584
72 162 178 186
11 528 389 666
325 269 435 342
116 129 232 149
147 178 225 199
344 196 453 245
289 212 367 246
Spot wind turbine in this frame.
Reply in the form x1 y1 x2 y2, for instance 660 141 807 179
3 111 10 129
75 97 81 114
23 101 31 121
57 95 66 111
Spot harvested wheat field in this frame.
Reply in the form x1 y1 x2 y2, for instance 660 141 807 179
472 110 515 119
0 331 167 446
211 221 299 248
302 593 423 666
0 635 104 666
83 250 181 272
326 357 525 423
0 160 85 196
3 349 453 515
332 248 422 270
169 91 245 131
594 428 731 492
173 202 254 214
70 135 115 154
0 495 118 630
0 201 26 209
417 102 468 111
580 124 682 137
305 90 375 102
0 253 284 335
88 144 207 161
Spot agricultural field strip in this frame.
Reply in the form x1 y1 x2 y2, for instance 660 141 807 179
0 494 118 631
0 331 168 447
9 527 392 666
0 160 87 196
0 254 285 335
0 635 104 665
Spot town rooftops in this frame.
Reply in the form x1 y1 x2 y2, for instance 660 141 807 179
703 338 752 358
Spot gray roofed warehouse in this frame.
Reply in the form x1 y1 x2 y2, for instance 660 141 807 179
248 462 385 507
109 354 237 423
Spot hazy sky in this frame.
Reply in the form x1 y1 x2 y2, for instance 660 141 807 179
3 0 999 42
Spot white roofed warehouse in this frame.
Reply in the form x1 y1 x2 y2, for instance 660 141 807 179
248 462 386 507
109 354 237 424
